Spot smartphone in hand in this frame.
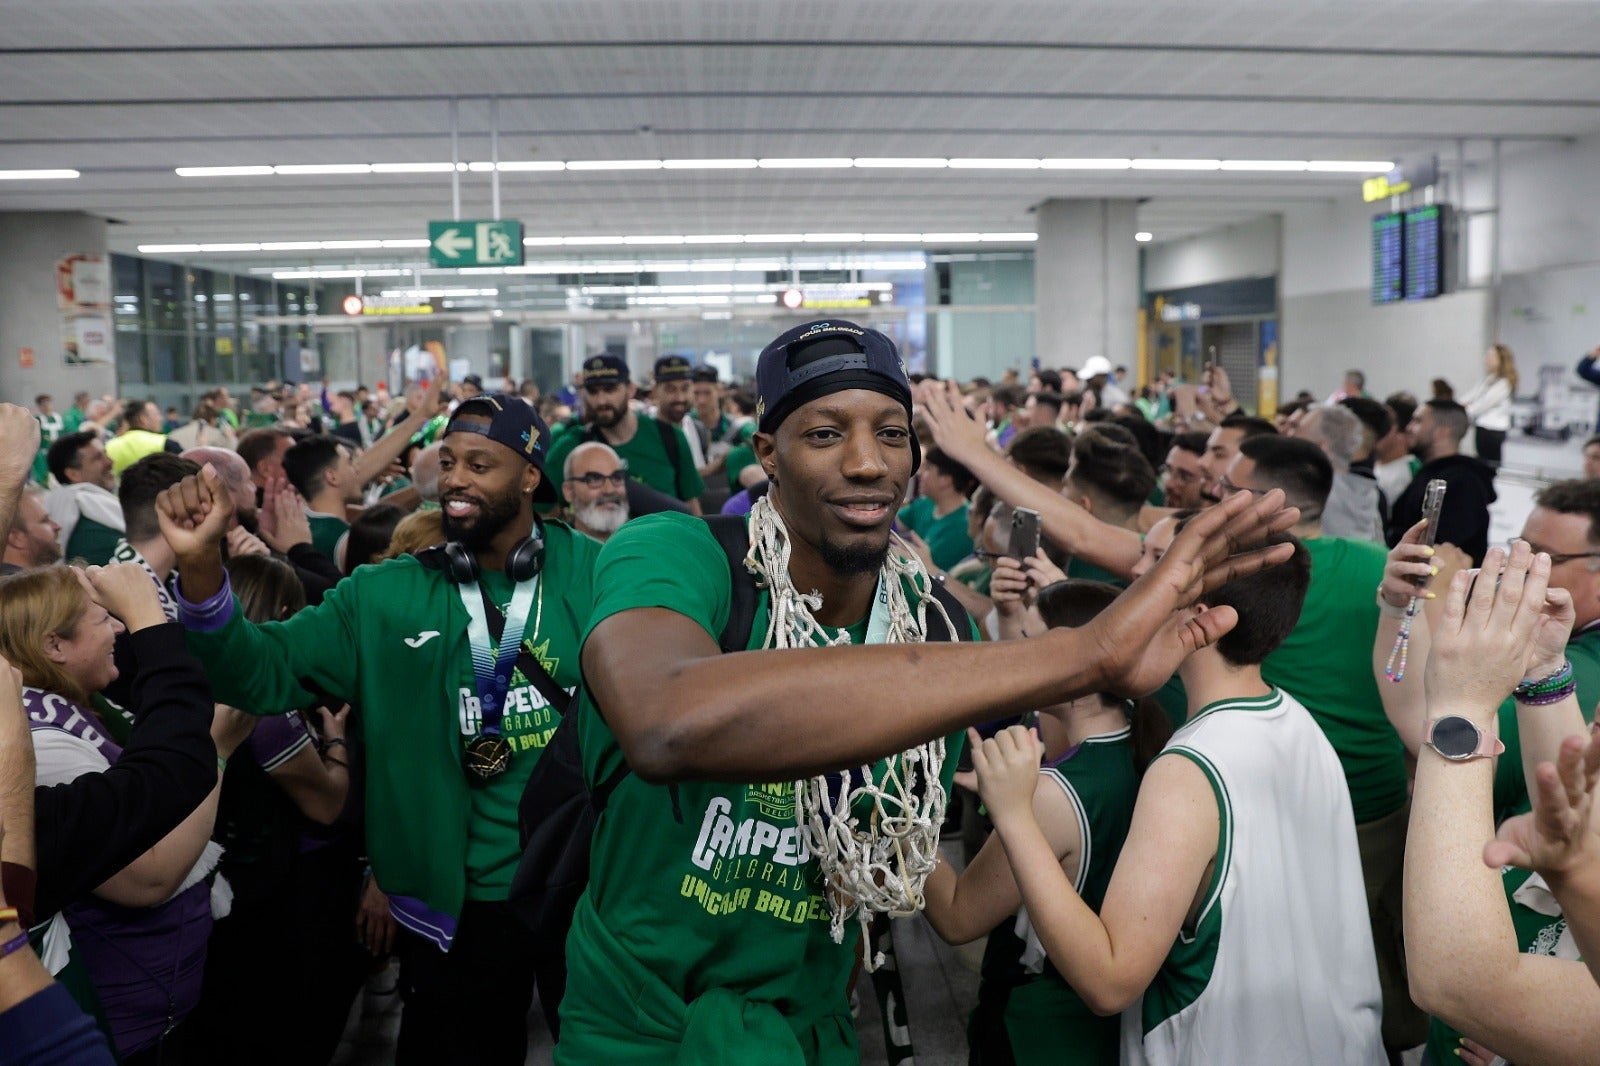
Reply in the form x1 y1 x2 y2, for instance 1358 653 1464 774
1009 507 1041 562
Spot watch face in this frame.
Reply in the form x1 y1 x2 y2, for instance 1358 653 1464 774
1431 715 1480 760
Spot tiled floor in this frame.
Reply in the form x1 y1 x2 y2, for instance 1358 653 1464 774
337 432 1586 1064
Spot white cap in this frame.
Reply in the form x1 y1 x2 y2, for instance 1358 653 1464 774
1079 355 1113 379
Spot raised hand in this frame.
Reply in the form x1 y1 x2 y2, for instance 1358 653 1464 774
1380 519 1439 608
258 476 313 554
1424 544 1551 724
1023 549 1066 590
1090 488 1298 696
915 381 993 464
0 404 41 486
83 562 167 631
156 464 235 562
989 555 1030 619
316 704 350 743
225 525 271 559
970 725 1044 825
1485 727 1600 880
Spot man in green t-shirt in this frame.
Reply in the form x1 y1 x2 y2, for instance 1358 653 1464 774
1060 428 1159 587
546 354 705 512
161 394 598 1066
560 319 1298 1062
896 446 976 572
1224 434 1425 1054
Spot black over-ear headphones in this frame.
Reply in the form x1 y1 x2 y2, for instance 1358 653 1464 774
439 527 546 584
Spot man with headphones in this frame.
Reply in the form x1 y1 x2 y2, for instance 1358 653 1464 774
155 395 601 1066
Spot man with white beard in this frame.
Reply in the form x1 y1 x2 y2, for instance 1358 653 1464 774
563 441 630 543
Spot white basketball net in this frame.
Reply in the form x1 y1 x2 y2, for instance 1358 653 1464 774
745 495 954 970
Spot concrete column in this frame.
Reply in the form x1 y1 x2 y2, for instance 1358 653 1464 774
1033 198 1140 370
0 212 116 404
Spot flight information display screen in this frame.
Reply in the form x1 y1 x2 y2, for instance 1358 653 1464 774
1403 204 1448 300
1371 212 1404 304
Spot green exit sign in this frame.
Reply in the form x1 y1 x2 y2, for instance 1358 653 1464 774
428 220 524 267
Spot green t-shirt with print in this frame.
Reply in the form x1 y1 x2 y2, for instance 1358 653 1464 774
558 512 967 1063
1426 866 1577 1064
1260 537 1408 824
896 495 974 572
547 415 705 502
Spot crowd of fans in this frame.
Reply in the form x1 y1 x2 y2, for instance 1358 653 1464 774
2 329 1600 1066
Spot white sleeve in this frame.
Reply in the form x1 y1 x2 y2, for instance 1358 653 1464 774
31 730 112 787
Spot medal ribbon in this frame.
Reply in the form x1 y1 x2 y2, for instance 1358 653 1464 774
458 575 538 736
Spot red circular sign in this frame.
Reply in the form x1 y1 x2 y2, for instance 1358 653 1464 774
780 288 804 310
342 295 364 316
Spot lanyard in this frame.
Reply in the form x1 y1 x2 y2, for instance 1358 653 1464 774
863 575 892 645
458 575 539 736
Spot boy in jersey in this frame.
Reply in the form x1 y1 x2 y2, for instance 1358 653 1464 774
556 320 1300 1062
969 533 1386 1066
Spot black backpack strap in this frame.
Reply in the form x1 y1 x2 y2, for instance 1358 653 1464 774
702 514 759 653
924 579 973 644
653 417 686 496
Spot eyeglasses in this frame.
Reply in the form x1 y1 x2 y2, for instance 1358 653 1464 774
972 548 998 563
1160 464 1204 484
566 469 629 489
1508 538 1600 567
1217 477 1271 497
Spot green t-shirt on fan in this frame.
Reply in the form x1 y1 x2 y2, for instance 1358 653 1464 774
558 512 968 1064
64 517 123 567
1065 556 1128 588
1260 536 1409 825
725 440 760 492
546 414 705 503
896 495 973 572
306 512 349 566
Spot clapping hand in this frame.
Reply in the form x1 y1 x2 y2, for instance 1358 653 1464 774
1485 726 1600 882
965 725 1044 825
258 476 313 554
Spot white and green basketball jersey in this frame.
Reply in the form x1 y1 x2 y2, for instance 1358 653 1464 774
1124 688 1385 1066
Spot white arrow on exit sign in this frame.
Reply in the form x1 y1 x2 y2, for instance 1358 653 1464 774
432 228 475 259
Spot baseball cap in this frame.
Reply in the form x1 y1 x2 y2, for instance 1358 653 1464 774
461 373 484 390
581 354 630 388
1079 355 1113 379
653 355 693 383
754 319 920 469
444 393 559 504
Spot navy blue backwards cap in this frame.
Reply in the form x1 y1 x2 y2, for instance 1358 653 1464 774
444 394 559 504
755 319 919 468
581 354 629 387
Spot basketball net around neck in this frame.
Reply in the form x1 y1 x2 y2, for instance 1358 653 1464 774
745 494 954 969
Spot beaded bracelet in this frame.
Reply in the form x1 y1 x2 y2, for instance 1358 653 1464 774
0 930 28 962
1514 660 1577 705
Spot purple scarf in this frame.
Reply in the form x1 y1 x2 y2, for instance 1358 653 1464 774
24 687 122 763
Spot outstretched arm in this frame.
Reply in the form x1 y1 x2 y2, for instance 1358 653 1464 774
918 383 1144 578
588 489 1296 782
352 381 445 490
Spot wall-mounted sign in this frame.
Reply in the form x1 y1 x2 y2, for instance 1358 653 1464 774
56 254 112 364
428 220 524 268
18 347 33 369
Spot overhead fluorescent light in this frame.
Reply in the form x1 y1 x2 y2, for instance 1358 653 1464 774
949 158 1041 170
920 233 983 243
1306 160 1395 172
978 232 1038 242
494 161 567 172
198 242 263 252
662 159 759 169
740 233 806 243
1135 232 1154 242
371 162 457 174
174 166 272 178
565 159 664 171
380 238 431 248
465 161 497 173
273 164 374 175
1039 158 1133 170
259 241 321 251
318 239 384 249
682 234 745 244
803 233 865 243
622 235 686 245
522 236 564 246
1219 160 1309 172
852 158 947 168
0 168 79 180
1130 159 1222 170
137 243 202 254
863 233 923 242
756 158 852 169
561 236 627 245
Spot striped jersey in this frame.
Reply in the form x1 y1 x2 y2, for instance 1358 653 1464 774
1124 688 1385 1066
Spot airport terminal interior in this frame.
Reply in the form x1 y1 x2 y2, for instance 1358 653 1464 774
4 3 1600 1065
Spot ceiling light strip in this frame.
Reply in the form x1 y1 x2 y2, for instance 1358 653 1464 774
136 232 1043 256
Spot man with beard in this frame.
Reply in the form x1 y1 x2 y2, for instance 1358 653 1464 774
2 485 62 573
1388 398 1496 564
44 430 124 566
562 441 629 543
157 394 600 1066
547 354 705 512
555 319 1297 1061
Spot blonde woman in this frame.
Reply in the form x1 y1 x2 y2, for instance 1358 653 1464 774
1460 343 1518 466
